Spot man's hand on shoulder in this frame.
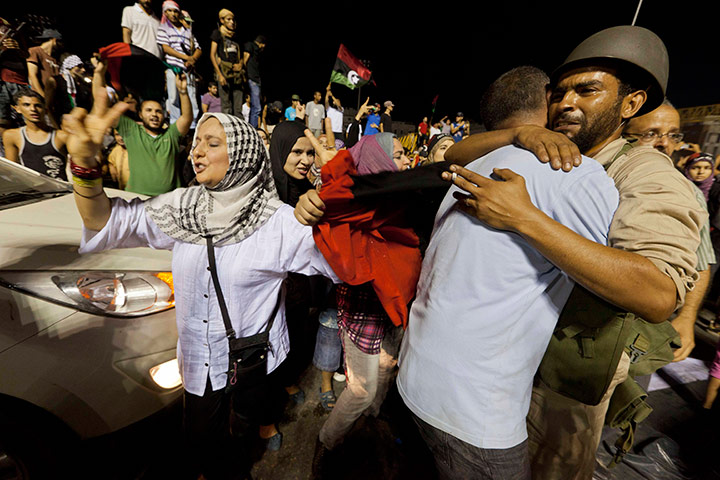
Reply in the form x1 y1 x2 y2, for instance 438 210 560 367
513 125 582 171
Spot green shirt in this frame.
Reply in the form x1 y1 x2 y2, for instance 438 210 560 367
118 115 183 196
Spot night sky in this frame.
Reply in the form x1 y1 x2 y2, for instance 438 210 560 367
5 0 719 124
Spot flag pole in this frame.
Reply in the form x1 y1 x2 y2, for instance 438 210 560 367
631 0 643 25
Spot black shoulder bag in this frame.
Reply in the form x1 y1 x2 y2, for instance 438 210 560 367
206 236 282 393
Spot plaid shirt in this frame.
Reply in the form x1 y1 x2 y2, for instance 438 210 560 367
336 283 389 355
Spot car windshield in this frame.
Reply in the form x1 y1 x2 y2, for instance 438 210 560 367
0 157 72 210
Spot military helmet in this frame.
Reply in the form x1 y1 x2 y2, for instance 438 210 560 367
552 25 669 116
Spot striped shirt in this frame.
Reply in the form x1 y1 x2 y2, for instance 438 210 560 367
692 184 716 271
156 23 199 71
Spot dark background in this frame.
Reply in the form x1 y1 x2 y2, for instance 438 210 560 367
5 0 719 124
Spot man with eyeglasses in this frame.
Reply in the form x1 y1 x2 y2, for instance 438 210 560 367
623 100 715 364
623 99 684 157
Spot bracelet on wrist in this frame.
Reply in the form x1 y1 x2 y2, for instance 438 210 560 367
70 158 103 180
72 175 103 188
73 185 105 199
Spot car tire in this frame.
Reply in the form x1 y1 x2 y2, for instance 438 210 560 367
0 401 78 479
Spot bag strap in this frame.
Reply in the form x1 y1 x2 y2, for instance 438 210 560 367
605 378 653 468
205 236 280 340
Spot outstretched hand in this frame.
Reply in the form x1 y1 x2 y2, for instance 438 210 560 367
513 125 582 171
62 58 128 167
443 164 540 233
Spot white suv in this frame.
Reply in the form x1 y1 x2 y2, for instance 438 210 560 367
0 158 181 478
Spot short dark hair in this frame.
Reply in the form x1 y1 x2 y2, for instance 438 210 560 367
255 35 266 44
139 98 163 110
12 87 44 105
479 66 549 131
208 81 217 89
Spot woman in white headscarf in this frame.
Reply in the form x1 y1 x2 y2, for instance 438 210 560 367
64 81 339 478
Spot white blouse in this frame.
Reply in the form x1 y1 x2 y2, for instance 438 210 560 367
80 198 339 396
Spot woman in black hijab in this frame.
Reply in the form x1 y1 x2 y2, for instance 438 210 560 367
269 120 315 206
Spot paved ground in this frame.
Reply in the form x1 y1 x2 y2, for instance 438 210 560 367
75 320 720 480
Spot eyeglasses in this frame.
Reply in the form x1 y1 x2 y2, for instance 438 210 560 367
625 131 685 143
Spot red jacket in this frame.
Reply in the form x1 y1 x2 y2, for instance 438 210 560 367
312 151 422 328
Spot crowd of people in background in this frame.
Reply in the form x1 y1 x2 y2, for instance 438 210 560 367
2 5 720 480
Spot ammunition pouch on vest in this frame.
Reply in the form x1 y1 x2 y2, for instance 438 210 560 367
538 284 634 406
538 283 682 467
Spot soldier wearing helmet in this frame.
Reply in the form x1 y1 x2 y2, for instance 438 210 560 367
442 26 706 479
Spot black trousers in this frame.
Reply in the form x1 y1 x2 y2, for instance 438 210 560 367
182 374 281 480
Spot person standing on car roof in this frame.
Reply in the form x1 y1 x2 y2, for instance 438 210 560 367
63 59 341 480
2 87 68 180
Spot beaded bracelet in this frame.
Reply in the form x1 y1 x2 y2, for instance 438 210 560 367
70 158 103 180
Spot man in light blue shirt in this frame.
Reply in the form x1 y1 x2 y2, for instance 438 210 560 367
284 94 300 121
397 66 619 479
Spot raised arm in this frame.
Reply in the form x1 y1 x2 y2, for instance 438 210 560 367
64 60 129 231
174 73 192 136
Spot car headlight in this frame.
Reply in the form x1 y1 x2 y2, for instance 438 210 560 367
0 270 175 317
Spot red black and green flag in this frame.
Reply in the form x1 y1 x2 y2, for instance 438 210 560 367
98 42 166 102
329 44 374 90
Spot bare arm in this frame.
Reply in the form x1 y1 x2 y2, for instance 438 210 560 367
122 27 132 44
161 44 190 61
174 74 192 136
26 61 42 95
446 165 677 323
444 125 582 171
2 130 19 162
670 268 710 361
209 41 226 86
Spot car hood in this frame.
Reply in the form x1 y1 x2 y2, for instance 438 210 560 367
0 191 172 271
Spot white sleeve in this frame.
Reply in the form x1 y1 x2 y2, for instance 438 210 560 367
80 196 175 253
275 207 340 283
121 7 132 30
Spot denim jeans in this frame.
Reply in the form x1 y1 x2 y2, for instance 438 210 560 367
165 69 198 129
313 317 342 372
248 79 261 128
412 413 531 480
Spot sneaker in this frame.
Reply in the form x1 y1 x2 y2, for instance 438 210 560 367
333 372 346 382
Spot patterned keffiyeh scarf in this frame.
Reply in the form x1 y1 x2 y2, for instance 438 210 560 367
144 113 283 246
